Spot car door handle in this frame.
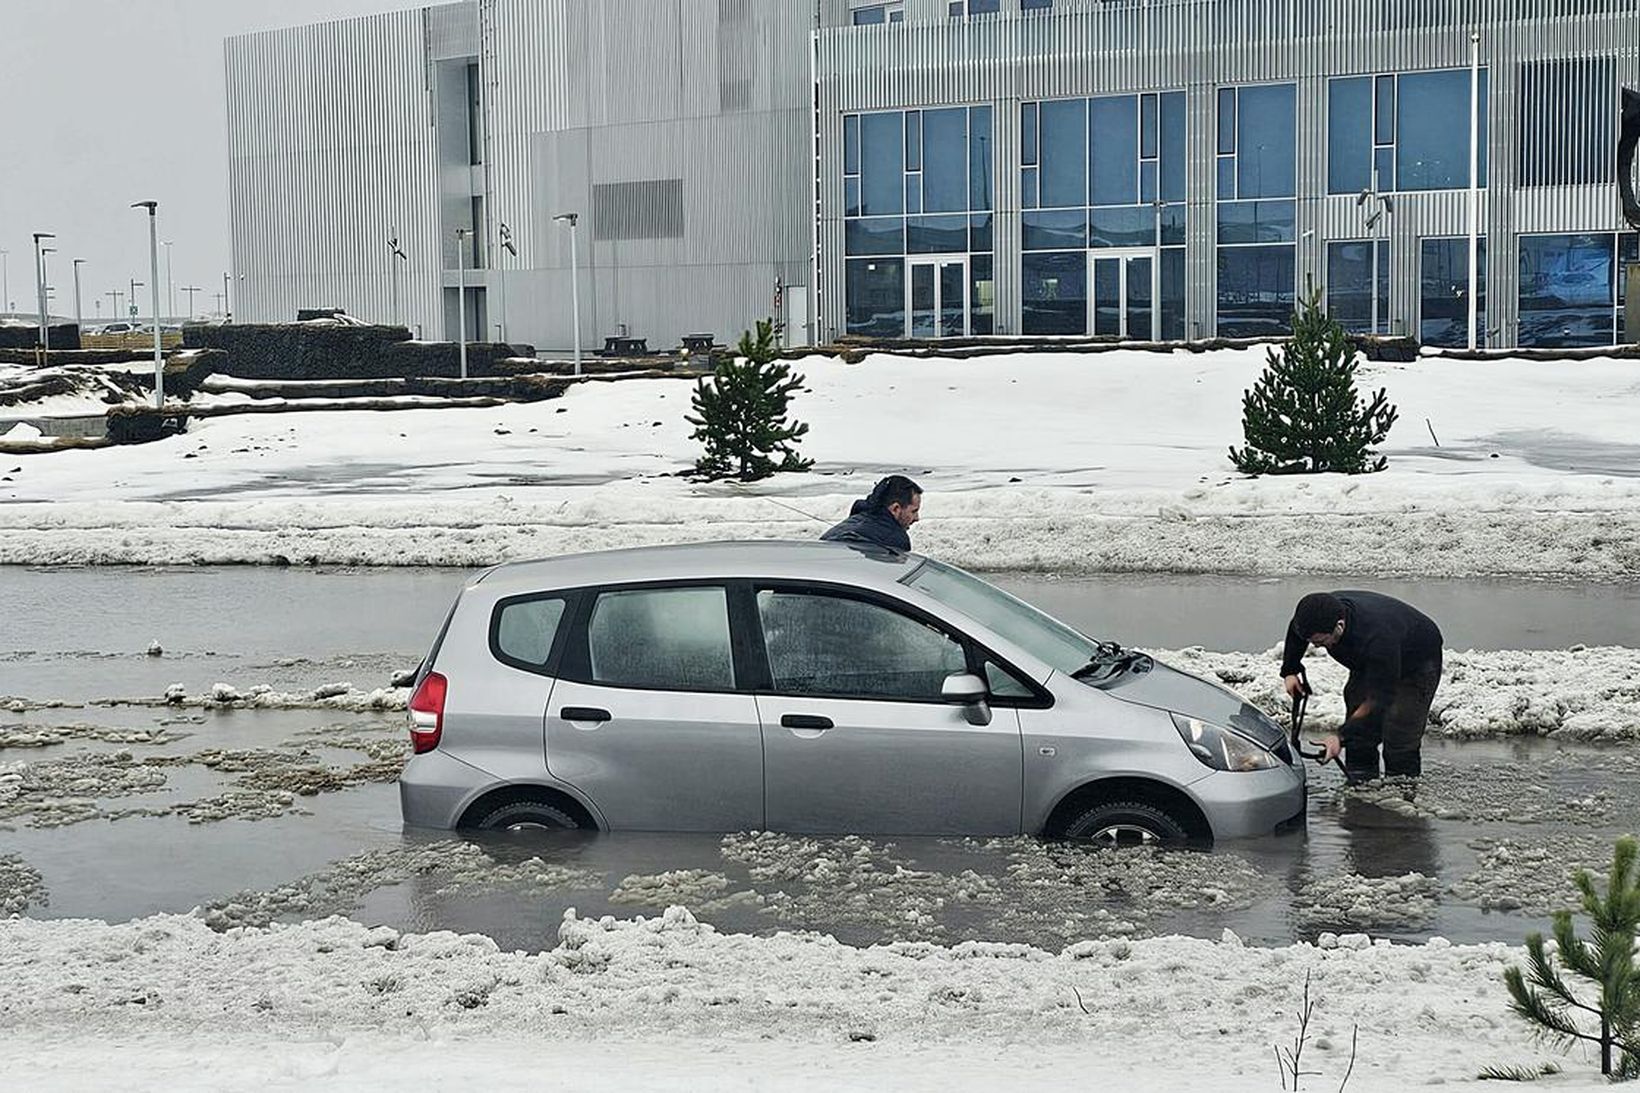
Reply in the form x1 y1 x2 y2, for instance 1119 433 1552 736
560 706 611 723
780 714 833 731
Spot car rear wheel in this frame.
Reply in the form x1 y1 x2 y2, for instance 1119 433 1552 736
472 800 581 831
1063 800 1190 847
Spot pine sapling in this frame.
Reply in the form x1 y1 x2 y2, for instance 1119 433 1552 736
1503 835 1640 1079
1229 290 1398 475
686 318 814 482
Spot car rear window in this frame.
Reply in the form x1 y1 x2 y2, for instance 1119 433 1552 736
494 595 569 668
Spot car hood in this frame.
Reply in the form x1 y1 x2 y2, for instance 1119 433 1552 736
1102 658 1287 751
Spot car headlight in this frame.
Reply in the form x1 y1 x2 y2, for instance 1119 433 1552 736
1171 713 1281 772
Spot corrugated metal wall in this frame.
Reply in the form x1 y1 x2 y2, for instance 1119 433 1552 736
815 0 1640 343
225 10 440 332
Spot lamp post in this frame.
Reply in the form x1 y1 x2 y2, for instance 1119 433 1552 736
72 258 86 328
454 228 469 380
108 290 123 321
1467 30 1481 351
180 285 202 318
387 230 408 327
32 232 54 350
1 248 9 312
1356 163 1395 336
162 240 174 322
132 201 165 408
497 219 517 345
223 272 232 322
552 212 581 376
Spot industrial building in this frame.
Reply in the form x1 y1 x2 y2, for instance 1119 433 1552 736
225 0 1640 352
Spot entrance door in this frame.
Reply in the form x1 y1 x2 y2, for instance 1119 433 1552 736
1089 250 1157 340
907 256 970 338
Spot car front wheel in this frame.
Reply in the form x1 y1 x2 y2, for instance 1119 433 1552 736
1063 800 1191 847
472 800 581 831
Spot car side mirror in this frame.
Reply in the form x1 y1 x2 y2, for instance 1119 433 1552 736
942 672 992 726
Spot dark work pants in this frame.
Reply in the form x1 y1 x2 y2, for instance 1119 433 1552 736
1340 653 1443 779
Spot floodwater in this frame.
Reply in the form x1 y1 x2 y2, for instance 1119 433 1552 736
2 564 1635 950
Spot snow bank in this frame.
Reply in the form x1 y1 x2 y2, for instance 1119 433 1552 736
0 908 1601 1091
1 349 1638 576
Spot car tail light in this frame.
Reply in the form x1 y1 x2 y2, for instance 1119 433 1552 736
408 671 447 754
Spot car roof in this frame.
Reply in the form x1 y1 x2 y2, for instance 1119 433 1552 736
475 539 924 595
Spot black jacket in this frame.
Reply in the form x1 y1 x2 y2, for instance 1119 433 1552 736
819 499 911 552
1281 590 1442 741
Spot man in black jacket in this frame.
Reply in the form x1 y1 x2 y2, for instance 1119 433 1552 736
819 475 922 552
1281 590 1443 782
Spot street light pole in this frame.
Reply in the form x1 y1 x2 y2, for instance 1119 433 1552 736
180 286 202 318
162 241 174 322
1467 30 1481 351
552 212 581 376
40 248 57 349
72 258 86 328
454 228 469 380
108 290 123 320
133 201 165 408
31 232 54 350
1 248 9 312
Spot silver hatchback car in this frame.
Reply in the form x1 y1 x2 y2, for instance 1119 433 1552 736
400 541 1305 844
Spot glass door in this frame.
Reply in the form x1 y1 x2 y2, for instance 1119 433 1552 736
1089 250 1157 340
906 256 970 338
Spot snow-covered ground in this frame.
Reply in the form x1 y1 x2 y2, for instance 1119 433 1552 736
1 348 1638 576
0 907 1615 1091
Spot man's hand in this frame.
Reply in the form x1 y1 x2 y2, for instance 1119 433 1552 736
1283 674 1306 699
1310 733 1342 763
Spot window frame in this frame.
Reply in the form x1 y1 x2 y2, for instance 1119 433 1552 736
488 589 579 677
742 579 1052 708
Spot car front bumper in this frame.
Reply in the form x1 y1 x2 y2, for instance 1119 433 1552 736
1190 761 1307 841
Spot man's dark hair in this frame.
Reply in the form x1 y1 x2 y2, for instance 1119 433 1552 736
866 474 922 511
1293 592 1345 638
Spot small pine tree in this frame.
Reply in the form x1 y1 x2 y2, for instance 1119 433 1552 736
686 318 814 482
1503 835 1640 1079
1228 291 1399 475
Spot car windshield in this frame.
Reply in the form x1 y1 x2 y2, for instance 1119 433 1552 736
901 558 1105 676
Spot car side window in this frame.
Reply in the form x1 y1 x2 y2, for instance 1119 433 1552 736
587 586 736 691
983 658 1035 699
494 596 568 667
756 589 966 701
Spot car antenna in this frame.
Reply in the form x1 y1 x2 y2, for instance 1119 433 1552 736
724 481 826 525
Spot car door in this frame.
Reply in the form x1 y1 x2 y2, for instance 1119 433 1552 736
544 582 764 832
751 585 1024 836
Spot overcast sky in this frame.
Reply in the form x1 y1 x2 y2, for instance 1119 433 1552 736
1 1 412 321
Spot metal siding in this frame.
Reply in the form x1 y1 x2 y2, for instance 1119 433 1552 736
816 0 1640 344
226 11 440 333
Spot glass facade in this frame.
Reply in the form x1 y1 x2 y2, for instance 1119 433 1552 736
1420 237 1488 348
1327 240 1392 334
1517 232 1640 348
1217 83 1296 337
1020 91 1186 337
843 106 994 336
1328 68 1489 195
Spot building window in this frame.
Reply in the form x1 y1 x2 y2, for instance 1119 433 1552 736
1518 58 1615 187
1020 90 1186 337
1419 237 1487 348
851 2 904 24
949 0 1001 15
1328 69 1488 195
1021 0 1053 8
1516 232 1640 348
465 62 483 166
1217 245 1295 340
1022 252 1086 335
1326 240 1392 334
843 106 995 336
1217 83 1296 337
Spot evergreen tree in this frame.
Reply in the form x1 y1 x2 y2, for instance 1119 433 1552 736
1228 291 1399 475
1503 835 1640 1079
686 318 814 482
